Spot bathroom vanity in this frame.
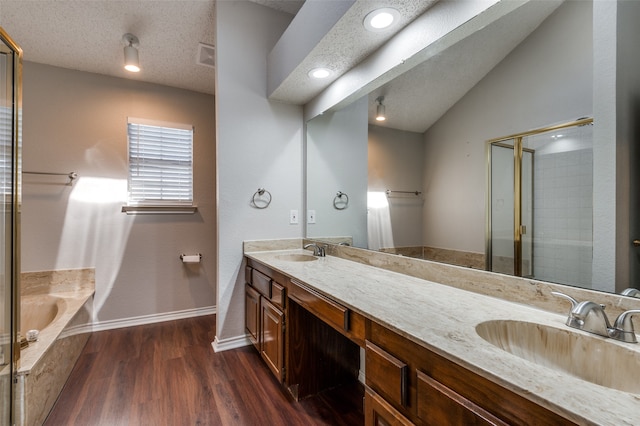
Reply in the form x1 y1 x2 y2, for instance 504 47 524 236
244 244 640 426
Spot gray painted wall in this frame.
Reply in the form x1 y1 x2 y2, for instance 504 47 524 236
215 1 303 346
307 97 368 247
421 0 593 255
21 62 216 323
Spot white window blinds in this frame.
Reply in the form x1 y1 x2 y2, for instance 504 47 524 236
127 118 193 205
0 106 13 195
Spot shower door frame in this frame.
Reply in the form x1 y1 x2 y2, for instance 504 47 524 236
485 117 593 277
0 26 22 426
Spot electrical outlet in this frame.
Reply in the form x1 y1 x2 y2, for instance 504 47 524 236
290 209 299 224
307 210 316 224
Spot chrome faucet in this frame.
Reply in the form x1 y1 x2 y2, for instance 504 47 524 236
552 292 611 337
621 288 640 298
610 310 640 343
303 243 326 257
553 291 640 343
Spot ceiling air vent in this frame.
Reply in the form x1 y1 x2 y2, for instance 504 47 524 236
197 43 215 68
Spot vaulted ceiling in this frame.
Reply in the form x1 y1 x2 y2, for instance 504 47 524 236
0 0 562 133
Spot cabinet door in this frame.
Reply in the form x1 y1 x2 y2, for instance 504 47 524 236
365 388 413 426
261 298 285 382
417 371 508 426
245 284 260 350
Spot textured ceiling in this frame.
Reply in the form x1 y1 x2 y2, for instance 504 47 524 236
269 0 438 104
0 0 217 94
367 0 563 133
0 0 562 130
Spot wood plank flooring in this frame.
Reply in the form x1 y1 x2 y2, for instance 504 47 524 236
44 315 364 425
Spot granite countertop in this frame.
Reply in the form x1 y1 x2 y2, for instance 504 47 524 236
245 249 640 426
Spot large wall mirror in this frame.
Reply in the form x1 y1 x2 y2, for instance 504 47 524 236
305 0 640 295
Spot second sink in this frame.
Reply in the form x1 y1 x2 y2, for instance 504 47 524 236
476 320 640 395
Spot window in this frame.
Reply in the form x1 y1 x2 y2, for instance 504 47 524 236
124 117 196 214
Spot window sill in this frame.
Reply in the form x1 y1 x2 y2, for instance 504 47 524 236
121 205 198 215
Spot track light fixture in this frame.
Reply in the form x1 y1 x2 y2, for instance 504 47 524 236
375 96 386 121
123 33 140 73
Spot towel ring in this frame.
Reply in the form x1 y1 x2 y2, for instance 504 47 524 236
333 191 349 210
252 188 272 209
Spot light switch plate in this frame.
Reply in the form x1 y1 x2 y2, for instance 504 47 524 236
290 209 299 224
307 210 316 224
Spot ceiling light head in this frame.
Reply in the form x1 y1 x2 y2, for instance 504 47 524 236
123 33 140 73
308 67 333 79
364 8 400 32
375 96 386 121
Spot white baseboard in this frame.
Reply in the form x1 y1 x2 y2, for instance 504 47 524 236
90 306 216 333
211 334 252 352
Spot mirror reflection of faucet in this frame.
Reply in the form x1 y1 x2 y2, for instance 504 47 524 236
552 291 640 343
303 243 326 257
621 288 640 298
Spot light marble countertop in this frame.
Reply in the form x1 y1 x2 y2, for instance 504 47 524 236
245 249 640 426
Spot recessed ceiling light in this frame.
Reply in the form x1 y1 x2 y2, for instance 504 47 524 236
363 8 400 32
308 67 332 79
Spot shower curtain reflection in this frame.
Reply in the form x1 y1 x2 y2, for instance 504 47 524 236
367 191 394 251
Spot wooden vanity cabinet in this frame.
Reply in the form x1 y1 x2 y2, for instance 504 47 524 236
245 257 362 400
365 321 576 426
365 387 413 426
245 283 260 349
260 297 284 380
244 263 286 382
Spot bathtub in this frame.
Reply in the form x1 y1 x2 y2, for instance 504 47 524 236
16 269 95 426
20 294 63 338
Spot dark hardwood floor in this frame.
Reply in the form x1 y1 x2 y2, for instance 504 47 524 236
44 315 364 425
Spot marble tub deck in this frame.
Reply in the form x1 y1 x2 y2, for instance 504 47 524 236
244 246 640 426
17 269 95 426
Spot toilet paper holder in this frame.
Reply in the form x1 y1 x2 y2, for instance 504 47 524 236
180 253 202 262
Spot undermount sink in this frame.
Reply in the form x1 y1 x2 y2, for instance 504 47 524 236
275 254 318 262
476 320 640 394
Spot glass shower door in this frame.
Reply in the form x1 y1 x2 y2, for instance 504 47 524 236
488 140 533 277
0 27 21 425
488 118 593 286
489 142 515 274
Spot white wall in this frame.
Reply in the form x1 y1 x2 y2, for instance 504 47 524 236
306 98 368 247
215 1 302 347
21 62 216 323
368 125 424 248
422 0 593 254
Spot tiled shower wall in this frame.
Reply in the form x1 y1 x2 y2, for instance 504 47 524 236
533 147 593 287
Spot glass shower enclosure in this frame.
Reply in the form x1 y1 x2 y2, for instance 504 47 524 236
0 26 22 425
487 118 593 288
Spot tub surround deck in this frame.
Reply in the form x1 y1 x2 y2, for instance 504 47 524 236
19 268 94 373
244 240 640 426
17 268 95 426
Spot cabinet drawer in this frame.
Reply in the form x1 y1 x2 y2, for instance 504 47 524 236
365 387 413 426
417 370 508 426
252 269 271 297
289 279 349 332
270 281 285 308
245 266 252 284
366 340 408 408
